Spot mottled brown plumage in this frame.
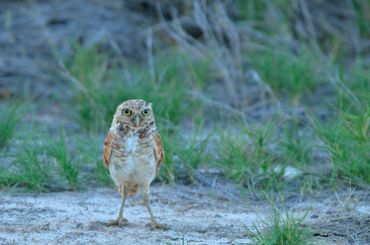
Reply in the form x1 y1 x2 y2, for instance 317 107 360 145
103 99 167 229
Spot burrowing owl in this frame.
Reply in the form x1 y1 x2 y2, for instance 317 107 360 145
103 99 167 229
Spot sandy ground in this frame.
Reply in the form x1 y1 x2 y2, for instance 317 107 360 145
0 184 256 245
1 184 369 245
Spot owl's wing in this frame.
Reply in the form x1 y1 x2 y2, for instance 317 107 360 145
103 131 113 168
153 132 164 173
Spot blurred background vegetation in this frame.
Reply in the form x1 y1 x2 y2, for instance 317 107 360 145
1 1 369 242
0 0 369 195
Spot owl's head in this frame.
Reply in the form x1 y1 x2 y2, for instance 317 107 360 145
113 99 155 128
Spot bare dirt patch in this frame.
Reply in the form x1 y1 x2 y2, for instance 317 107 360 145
0 184 256 244
1 184 369 244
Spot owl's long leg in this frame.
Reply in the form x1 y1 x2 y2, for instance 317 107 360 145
143 187 168 230
107 185 128 226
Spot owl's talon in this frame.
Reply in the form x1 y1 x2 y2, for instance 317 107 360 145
146 222 168 230
107 217 128 227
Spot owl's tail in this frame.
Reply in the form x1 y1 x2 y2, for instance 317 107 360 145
118 184 138 196
128 185 138 195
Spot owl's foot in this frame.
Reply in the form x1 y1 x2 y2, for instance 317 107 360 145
107 217 128 227
146 221 168 230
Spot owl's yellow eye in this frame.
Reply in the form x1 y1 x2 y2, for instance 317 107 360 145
122 108 132 116
142 108 150 116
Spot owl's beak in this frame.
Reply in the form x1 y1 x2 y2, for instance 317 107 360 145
134 115 141 127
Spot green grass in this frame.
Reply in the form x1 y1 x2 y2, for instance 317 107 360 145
177 135 210 181
0 134 113 191
0 140 52 192
337 60 370 114
67 44 206 133
313 110 369 186
281 123 312 167
250 210 310 245
46 130 80 190
309 58 370 187
353 0 370 39
237 0 267 21
216 130 251 182
236 0 290 25
142 127 211 184
215 122 285 191
0 104 21 148
249 47 322 102
75 135 112 186
174 129 211 182
15 143 52 192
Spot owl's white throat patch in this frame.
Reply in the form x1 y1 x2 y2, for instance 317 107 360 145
126 132 138 153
